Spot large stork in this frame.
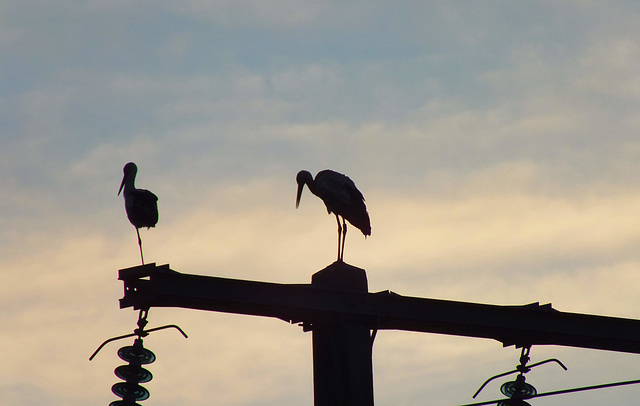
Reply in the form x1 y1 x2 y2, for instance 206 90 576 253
296 169 371 262
118 162 158 264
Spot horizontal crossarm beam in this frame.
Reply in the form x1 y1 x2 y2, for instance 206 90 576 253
119 263 640 354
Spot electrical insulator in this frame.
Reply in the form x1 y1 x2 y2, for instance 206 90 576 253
109 338 156 406
90 308 187 406
499 374 536 399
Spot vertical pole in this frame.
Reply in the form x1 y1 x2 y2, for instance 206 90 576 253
311 262 374 406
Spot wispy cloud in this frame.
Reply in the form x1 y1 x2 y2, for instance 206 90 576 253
3 2 640 406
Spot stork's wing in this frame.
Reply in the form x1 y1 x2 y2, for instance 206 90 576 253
314 171 353 211
342 182 371 236
126 189 159 228
314 170 370 235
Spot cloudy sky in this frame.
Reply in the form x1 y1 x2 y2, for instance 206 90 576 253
3 1 640 405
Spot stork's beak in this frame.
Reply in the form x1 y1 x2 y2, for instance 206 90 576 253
296 182 304 208
118 177 125 196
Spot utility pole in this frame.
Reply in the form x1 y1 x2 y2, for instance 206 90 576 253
309 262 374 406
118 262 640 405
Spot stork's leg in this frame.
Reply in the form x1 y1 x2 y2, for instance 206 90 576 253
335 214 342 261
341 217 347 262
136 227 145 265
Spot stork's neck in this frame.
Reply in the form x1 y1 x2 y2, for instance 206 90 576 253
305 179 319 196
121 176 136 194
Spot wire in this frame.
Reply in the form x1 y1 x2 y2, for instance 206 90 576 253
460 378 640 406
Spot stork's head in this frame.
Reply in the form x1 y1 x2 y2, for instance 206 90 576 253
296 170 313 208
118 162 138 196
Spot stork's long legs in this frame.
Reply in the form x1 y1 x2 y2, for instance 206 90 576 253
136 228 145 265
335 215 348 262
335 214 342 261
341 217 347 262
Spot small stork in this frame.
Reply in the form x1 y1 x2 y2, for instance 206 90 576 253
296 169 371 262
118 162 158 264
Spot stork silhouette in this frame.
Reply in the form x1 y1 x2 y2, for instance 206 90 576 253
118 162 158 264
296 169 371 262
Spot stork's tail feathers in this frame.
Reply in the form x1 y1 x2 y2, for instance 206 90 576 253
352 212 371 237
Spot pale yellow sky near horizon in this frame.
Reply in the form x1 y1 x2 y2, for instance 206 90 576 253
3 2 640 405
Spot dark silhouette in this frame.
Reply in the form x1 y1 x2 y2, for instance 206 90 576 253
119 263 640 406
296 169 371 262
118 162 158 264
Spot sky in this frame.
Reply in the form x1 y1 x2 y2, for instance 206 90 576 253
2 1 640 405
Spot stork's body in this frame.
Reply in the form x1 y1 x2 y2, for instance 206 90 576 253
296 169 370 262
119 162 158 264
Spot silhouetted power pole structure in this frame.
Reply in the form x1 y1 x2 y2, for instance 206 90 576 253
118 262 640 406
